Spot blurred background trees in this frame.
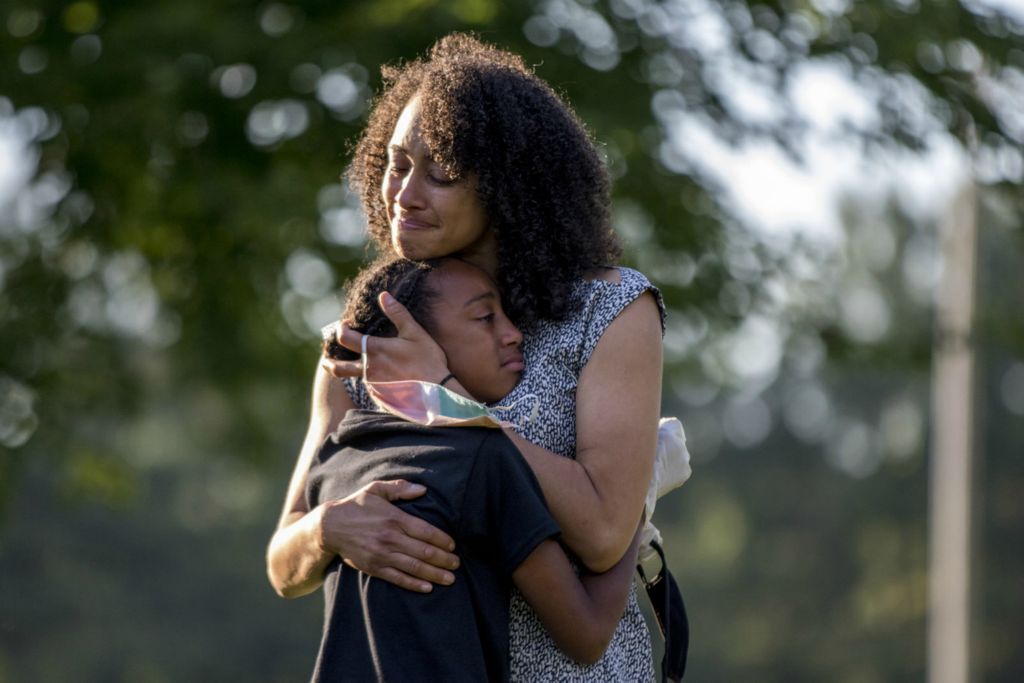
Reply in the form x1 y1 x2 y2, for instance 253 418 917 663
1 0 1021 680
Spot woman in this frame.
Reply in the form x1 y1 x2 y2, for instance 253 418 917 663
267 33 665 680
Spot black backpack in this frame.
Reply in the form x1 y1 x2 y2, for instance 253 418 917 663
638 539 689 682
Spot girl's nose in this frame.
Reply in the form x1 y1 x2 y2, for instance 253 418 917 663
501 316 523 347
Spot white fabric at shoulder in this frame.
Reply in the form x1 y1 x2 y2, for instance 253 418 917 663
640 416 692 563
321 320 341 344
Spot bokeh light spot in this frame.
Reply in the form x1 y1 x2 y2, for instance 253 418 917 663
245 100 308 147
70 34 102 65
840 279 891 344
63 1 100 34
316 68 368 120
7 9 43 38
826 418 882 478
451 0 498 24
722 394 773 448
523 16 560 47
285 248 334 299
783 381 832 442
289 63 322 94
694 488 748 573
880 398 923 460
18 46 48 75
260 3 296 36
0 376 37 448
176 111 209 146
213 63 257 99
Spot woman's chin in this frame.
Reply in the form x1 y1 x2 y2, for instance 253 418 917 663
392 235 438 261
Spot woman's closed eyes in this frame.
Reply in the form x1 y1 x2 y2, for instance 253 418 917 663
387 153 457 187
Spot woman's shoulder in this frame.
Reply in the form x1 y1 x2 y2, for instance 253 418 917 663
522 266 665 348
523 265 666 374
580 265 657 289
576 266 666 330
581 266 621 284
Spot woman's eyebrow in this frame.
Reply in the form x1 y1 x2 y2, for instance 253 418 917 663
389 143 435 160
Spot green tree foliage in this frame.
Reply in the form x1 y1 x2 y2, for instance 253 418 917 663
1 0 1021 680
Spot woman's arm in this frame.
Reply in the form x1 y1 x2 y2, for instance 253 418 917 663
327 288 662 573
503 292 663 572
266 360 460 597
513 519 644 665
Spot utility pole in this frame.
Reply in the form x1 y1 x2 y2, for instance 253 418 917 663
927 175 977 683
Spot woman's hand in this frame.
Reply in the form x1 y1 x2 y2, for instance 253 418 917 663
319 479 460 593
320 292 449 384
267 359 459 598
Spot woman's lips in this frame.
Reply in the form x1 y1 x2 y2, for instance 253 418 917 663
396 215 434 230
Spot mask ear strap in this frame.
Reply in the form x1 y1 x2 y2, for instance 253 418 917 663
361 333 369 383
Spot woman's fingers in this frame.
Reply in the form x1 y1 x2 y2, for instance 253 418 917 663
378 291 426 340
391 547 457 585
371 566 434 594
334 303 433 352
331 302 448 383
349 528 460 589
394 518 460 569
365 480 459 563
322 479 461 591
320 356 361 378
364 478 427 502
336 320 368 354
371 561 458 594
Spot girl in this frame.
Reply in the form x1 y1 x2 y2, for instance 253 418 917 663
307 256 641 681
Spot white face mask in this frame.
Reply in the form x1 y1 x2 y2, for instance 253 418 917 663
360 334 532 429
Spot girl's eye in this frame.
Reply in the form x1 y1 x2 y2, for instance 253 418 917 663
388 165 410 176
476 313 495 323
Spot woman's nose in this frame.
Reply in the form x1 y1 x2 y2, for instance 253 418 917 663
395 172 425 209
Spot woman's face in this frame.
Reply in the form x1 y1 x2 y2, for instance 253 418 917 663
382 98 492 262
426 260 523 404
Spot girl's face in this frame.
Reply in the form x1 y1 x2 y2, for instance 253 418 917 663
426 260 523 404
382 98 493 263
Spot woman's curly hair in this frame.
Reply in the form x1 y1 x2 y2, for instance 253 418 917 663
347 32 621 326
324 257 446 362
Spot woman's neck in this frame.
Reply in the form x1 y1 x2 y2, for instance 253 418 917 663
456 229 499 279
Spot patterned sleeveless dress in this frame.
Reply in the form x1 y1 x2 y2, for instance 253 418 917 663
344 267 665 682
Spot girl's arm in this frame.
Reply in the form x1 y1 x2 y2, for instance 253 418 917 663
266 360 460 597
504 291 663 572
513 520 644 665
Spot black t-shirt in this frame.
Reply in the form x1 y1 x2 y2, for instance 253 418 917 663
304 410 559 683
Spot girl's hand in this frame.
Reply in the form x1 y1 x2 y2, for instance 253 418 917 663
320 479 460 593
320 292 449 384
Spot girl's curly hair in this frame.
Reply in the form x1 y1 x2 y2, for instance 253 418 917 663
323 256 447 362
347 33 621 326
